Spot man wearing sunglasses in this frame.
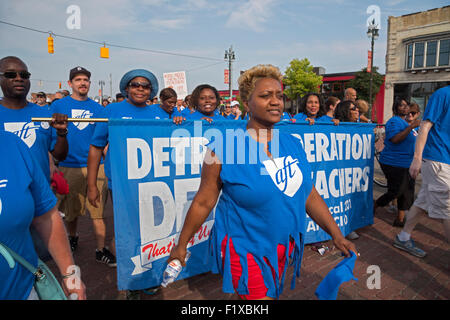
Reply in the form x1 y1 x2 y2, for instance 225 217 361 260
0 56 69 262
0 56 68 181
51 66 115 267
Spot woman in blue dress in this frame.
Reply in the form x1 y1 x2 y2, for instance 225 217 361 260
169 64 357 300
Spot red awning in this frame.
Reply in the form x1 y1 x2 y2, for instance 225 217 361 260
322 75 355 82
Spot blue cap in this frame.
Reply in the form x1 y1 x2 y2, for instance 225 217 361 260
315 251 358 300
119 69 159 100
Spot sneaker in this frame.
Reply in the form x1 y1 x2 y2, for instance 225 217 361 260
142 286 159 295
126 290 141 300
68 235 78 252
392 218 405 228
393 235 426 258
96 247 117 267
346 231 360 240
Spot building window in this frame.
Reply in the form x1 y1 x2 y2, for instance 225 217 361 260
405 38 450 70
426 41 437 67
407 44 413 69
439 39 450 66
332 83 341 92
414 42 425 68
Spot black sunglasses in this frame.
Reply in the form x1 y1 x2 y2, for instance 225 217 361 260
350 106 358 111
0 71 31 80
408 111 418 116
128 81 151 90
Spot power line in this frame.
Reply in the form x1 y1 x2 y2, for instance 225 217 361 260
0 20 224 62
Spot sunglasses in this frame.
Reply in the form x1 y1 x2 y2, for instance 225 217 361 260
350 106 359 111
408 111 418 116
128 81 151 90
0 71 31 80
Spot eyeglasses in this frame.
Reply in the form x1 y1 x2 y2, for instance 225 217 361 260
128 81 151 90
408 111 418 116
0 71 31 80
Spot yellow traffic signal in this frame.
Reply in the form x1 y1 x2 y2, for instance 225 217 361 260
47 35 54 54
100 44 109 59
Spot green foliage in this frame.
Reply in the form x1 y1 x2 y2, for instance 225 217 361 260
283 58 323 101
347 67 384 104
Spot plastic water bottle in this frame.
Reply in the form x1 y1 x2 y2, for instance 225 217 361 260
69 293 78 300
161 251 191 287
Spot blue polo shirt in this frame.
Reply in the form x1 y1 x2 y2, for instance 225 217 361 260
50 96 104 167
422 86 450 165
0 131 57 299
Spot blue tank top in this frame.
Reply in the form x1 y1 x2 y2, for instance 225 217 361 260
209 130 313 298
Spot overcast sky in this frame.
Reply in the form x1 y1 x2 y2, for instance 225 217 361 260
0 0 448 98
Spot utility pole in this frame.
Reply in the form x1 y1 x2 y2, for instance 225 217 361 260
367 19 379 117
224 45 235 101
99 80 105 105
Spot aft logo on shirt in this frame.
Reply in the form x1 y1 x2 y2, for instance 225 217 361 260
72 109 94 130
263 156 303 197
3 122 40 148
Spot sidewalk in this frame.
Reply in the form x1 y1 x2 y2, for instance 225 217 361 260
48 179 450 300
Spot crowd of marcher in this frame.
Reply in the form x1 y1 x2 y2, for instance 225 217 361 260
0 56 448 300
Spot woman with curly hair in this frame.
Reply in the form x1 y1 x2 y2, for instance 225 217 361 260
293 92 328 124
169 64 357 300
185 84 225 121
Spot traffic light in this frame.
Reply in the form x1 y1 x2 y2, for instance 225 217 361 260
47 35 54 54
100 44 109 59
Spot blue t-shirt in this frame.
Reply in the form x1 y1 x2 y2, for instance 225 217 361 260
91 100 166 189
221 113 236 120
51 96 104 168
379 116 416 168
209 131 313 299
0 103 55 180
0 131 57 300
422 85 450 165
185 110 225 121
147 104 182 119
278 112 292 122
316 115 334 123
293 112 308 121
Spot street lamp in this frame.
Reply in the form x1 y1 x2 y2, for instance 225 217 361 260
367 19 379 117
99 80 105 105
224 45 235 101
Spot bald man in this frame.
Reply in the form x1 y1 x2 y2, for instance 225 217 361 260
344 88 357 102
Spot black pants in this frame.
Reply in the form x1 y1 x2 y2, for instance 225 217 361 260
376 163 415 210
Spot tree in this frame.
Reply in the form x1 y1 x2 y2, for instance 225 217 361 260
347 67 384 105
283 58 323 101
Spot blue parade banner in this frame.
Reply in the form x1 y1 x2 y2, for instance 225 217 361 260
108 119 375 290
